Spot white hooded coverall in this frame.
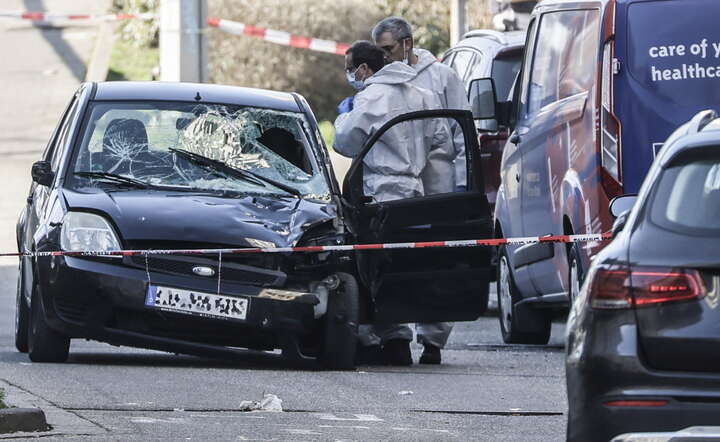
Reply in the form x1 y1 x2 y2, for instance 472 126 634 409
333 61 453 346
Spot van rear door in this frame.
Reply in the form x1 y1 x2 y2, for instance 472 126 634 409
615 0 720 193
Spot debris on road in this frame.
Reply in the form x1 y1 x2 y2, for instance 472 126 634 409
238 394 283 412
398 391 414 396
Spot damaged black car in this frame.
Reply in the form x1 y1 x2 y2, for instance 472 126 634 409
16 82 493 369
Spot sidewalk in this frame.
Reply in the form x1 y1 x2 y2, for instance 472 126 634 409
0 0 111 263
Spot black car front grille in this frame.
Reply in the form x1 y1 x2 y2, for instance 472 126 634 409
127 255 286 286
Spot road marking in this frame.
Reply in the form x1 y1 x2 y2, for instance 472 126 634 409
318 425 371 430
315 413 383 422
285 429 322 435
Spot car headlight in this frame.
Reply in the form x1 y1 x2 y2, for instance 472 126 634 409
245 238 276 249
60 212 122 252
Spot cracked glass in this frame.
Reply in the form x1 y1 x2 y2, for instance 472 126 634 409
69 102 330 200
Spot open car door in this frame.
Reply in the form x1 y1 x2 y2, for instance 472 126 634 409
343 109 493 324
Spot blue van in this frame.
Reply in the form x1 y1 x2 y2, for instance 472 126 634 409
469 0 720 344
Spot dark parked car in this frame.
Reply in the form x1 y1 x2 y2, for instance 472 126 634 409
15 82 493 368
566 110 720 441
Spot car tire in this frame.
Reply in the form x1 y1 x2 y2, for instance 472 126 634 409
568 243 583 305
15 262 29 353
320 272 359 370
496 245 551 345
28 288 70 363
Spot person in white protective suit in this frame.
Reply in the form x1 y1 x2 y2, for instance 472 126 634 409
333 41 452 366
371 16 472 365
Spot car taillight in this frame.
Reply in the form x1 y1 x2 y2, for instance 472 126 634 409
589 267 705 310
600 40 623 198
604 400 668 407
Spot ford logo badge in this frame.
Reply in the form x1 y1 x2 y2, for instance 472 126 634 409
192 266 215 277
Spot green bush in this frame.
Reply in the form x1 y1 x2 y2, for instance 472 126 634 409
112 0 160 48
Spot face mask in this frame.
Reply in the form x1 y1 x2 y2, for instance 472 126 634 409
346 67 365 91
402 40 410 65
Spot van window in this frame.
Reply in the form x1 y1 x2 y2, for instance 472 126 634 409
627 0 720 106
528 10 599 114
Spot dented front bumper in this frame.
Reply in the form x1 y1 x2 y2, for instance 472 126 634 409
35 254 331 357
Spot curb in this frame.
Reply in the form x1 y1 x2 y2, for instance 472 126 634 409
0 408 49 434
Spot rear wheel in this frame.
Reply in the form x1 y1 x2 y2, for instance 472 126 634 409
497 245 551 345
568 244 583 305
28 288 70 363
320 273 359 370
15 262 29 353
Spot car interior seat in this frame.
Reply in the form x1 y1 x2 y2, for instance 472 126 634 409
95 118 154 176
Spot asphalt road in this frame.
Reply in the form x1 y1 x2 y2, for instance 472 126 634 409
0 2 570 440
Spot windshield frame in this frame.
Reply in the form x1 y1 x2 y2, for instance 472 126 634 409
64 100 331 199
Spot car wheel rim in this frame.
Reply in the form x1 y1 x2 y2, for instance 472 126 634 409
498 255 513 333
570 258 580 304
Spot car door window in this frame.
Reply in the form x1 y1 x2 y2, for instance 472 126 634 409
346 114 473 203
527 10 599 114
450 50 476 82
51 98 80 172
42 96 77 165
518 18 538 118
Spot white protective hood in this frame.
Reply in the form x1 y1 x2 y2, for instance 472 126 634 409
334 61 453 201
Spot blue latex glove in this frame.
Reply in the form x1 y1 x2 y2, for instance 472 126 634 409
337 96 354 114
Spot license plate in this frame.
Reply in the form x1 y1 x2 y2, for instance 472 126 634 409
145 286 249 321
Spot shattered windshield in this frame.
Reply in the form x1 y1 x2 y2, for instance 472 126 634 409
68 102 330 200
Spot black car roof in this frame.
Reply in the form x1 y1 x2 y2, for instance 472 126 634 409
92 81 302 112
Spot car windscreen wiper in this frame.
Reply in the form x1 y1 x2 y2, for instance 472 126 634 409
74 171 150 189
169 148 302 198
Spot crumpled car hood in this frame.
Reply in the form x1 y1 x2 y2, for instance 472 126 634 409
61 188 338 248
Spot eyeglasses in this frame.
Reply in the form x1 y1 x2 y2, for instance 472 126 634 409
379 42 399 54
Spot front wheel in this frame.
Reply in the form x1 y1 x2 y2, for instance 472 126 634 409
28 288 70 363
496 246 551 345
15 262 29 353
319 273 359 370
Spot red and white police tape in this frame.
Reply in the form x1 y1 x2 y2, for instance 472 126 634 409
206 17 350 56
0 11 155 22
0 233 612 259
1 10 350 56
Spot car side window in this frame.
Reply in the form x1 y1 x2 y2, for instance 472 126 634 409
50 97 80 172
527 10 599 114
450 50 476 82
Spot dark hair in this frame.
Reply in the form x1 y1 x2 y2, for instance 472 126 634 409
371 16 413 43
346 40 385 73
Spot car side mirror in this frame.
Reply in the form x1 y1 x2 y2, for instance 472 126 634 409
609 194 638 218
468 78 512 131
468 78 498 123
31 161 54 187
